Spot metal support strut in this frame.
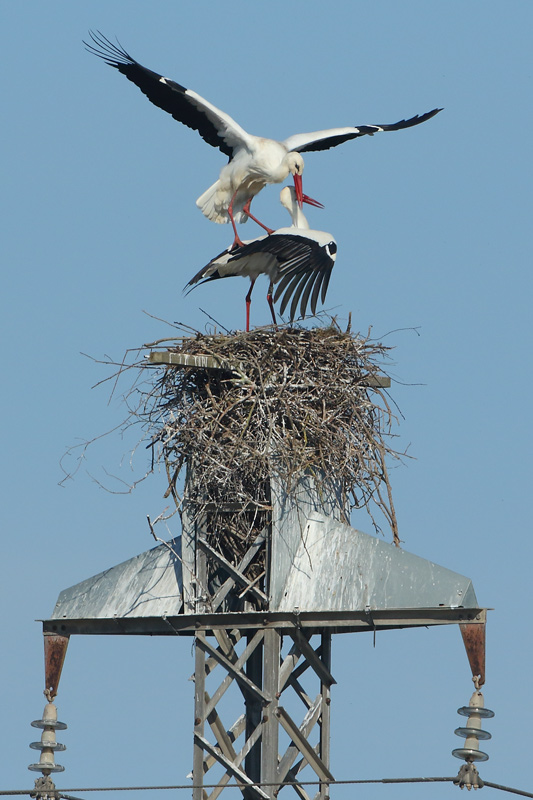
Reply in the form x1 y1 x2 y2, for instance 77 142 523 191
192 627 335 799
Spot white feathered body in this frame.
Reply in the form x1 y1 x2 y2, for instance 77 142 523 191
196 141 301 224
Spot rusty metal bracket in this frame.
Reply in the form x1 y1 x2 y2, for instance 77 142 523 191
459 612 486 686
44 634 70 699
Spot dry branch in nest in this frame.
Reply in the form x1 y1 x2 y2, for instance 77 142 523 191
137 323 402 576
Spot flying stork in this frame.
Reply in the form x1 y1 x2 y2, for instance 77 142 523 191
185 187 337 331
85 32 442 248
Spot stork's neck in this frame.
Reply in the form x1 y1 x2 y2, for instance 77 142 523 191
289 203 310 230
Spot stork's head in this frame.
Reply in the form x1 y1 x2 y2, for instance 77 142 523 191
280 186 324 212
286 152 305 207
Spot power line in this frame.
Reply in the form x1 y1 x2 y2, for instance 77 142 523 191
484 783 533 799
1 777 533 797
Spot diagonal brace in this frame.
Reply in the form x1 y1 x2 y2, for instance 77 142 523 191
210 531 266 612
199 635 269 704
206 719 263 800
288 629 336 687
277 698 323 782
198 536 268 605
195 733 270 800
205 632 264 718
276 702 334 783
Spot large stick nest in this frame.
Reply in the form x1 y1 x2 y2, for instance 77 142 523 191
142 323 401 554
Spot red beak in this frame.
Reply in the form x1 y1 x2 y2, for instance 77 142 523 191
302 194 324 209
293 173 304 208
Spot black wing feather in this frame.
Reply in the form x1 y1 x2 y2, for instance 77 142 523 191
320 266 332 305
297 269 321 319
309 268 325 314
274 268 302 302
288 272 311 320
184 244 240 292
272 235 336 320
232 235 311 266
293 108 442 153
185 233 336 320
84 31 234 157
277 271 306 316
294 132 364 153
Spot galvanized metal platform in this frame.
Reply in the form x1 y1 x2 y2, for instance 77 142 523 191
44 511 483 636
41 470 486 800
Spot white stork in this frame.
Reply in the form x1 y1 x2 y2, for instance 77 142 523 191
185 187 337 331
85 32 441 248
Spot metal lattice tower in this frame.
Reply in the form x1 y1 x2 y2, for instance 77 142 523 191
41 354 486 799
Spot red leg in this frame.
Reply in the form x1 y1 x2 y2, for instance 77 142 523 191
228 189 245 248
266 282 278 328
245 278 256 332
242 198 275 235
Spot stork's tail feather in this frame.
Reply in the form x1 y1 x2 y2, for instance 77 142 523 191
196 181 248 224
196 180 227 223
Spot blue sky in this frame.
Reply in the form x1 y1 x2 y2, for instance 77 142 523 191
2 2 532 798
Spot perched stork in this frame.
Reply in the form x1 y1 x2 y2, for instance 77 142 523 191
185 187 337 331
85 32 442 248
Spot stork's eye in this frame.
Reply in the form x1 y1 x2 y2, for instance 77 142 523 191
327 242 337 256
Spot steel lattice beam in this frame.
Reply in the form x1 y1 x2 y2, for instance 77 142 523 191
191 627 335 799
